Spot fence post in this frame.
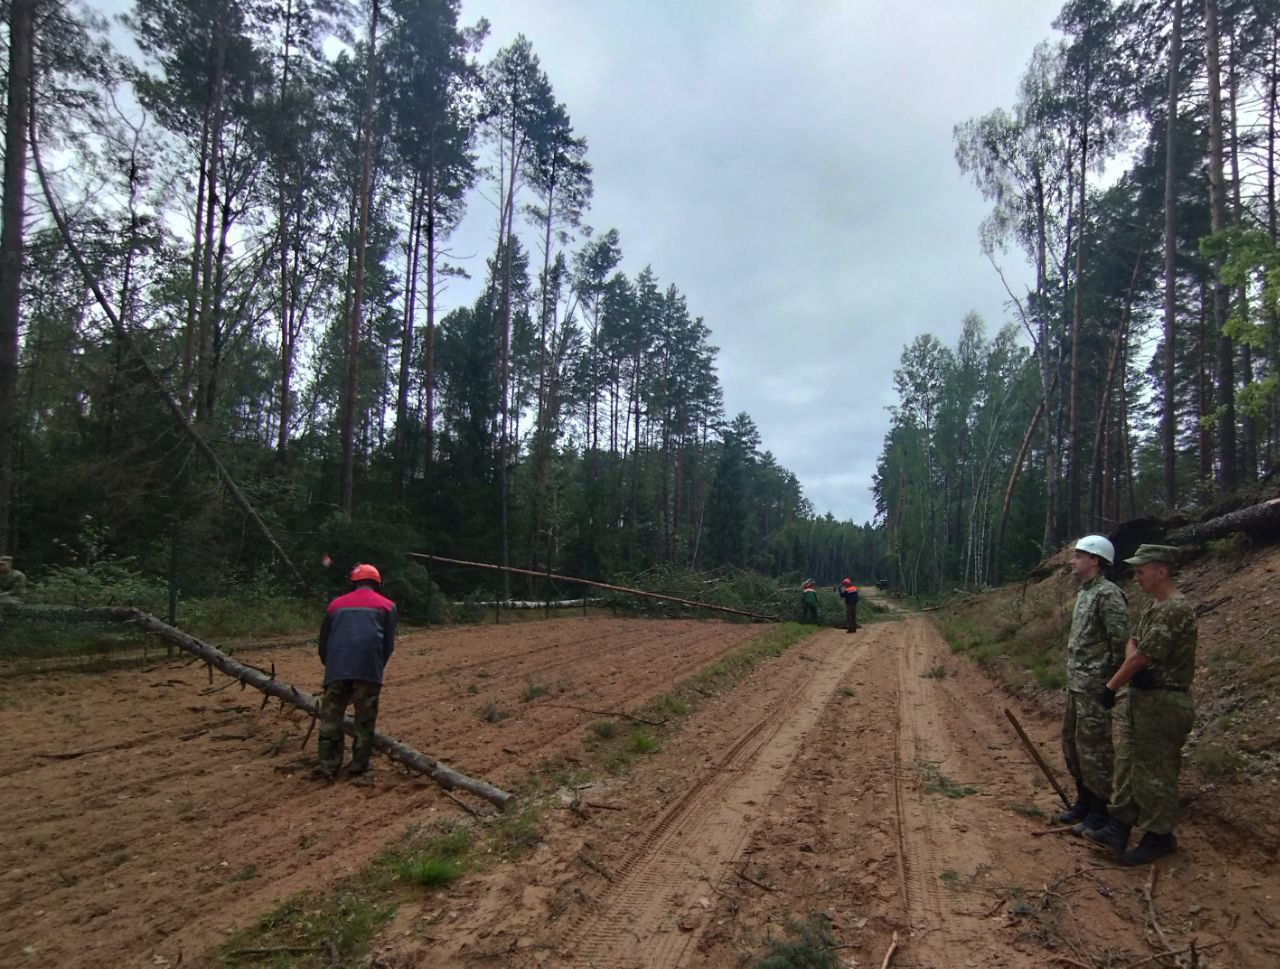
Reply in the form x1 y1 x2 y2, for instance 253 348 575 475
424 564 431 630
545 562 552 619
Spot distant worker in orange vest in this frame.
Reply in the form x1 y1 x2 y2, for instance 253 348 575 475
800 580 819 623
838 578 859 633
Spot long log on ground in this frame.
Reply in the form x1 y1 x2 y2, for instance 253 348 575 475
90 607 514 810
412 553 780 622
1165 496 1280 545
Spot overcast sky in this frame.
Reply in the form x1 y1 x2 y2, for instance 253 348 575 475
443 0 1061 523
98 0 1062 523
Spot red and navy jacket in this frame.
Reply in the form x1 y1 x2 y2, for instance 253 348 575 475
318 586 397 686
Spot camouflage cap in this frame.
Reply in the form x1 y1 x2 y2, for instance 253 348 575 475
1123 544 1180 566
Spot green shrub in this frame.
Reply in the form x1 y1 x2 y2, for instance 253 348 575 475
629 730 659 754
1205 532 1248 560
589 719 619 740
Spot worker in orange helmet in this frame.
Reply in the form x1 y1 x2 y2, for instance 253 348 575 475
838 578 859 633
314 563 397 784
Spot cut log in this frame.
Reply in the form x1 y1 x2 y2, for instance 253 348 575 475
24 605 515 810
1165 497 1280 545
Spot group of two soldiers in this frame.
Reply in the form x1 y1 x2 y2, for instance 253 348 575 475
1059 537 1198 865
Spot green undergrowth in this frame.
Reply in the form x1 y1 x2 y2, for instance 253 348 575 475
939 612 1066 692
916 759 980 799
751 911 844 968
219 804 547 968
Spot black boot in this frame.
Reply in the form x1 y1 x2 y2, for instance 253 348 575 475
1124 832 1177 865
1083 817 1131 857
1057 785 1090 826
1071 795 1109 836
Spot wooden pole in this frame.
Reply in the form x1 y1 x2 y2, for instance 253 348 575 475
1004 708 1071 809
410 552 781 623
28 605 515 810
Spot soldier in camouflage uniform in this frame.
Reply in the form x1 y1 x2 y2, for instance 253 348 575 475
1085 545 1196 865
1058 535 1130 835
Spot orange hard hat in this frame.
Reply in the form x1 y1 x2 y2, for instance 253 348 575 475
350 563 381 584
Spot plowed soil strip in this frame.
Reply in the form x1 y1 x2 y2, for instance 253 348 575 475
0 617 767 969
560 628 868 968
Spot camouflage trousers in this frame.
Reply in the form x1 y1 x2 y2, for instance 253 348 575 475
802 602 819 623
1110 689 1194 834
317 679 381 774
1061 689 1113 800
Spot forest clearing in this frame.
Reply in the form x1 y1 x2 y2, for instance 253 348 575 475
2 579 1277 969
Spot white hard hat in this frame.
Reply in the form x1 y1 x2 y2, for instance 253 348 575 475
1073 535 1115 564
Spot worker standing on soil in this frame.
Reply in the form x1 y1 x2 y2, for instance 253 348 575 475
838 578 858 633
1058 535 1130 836
314 563 397 784
0 556 27 603
801 580 819 623
1085 545 1196 865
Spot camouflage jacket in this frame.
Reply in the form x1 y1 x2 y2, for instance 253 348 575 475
1066 575 1130 693
1133 595 1197 691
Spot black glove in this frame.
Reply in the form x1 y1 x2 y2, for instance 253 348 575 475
1098 687 1117 710
1130 668 1154 689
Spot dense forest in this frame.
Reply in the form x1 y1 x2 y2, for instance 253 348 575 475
0 0 884 610
3 1 1275 611
875 0 1280 594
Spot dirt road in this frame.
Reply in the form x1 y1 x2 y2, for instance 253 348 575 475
3 610 1277 967
385 614 1278 968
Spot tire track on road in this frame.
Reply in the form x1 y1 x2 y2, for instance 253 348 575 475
557 631 870 968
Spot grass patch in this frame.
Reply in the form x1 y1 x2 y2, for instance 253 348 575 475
489 803 544 859
921 665 951 680
629 730 659 754
228 864 258 883
225 889 395 968
937 606 1069 695
655 693 690 717
392 826 471 887
916 760 979 799
1188 739 1246 780
940 868 961 886
1007 802 1047 820
838 687 857 698
520 680 549 702
479 701 509 723
751 912 842 968
589 719 620 741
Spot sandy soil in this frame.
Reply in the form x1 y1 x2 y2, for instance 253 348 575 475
3 604 1278 968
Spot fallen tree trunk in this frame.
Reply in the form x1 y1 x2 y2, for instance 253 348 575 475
54 606 514 810
456 598 599 609
412 553 781 622
1165 496 1280 545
